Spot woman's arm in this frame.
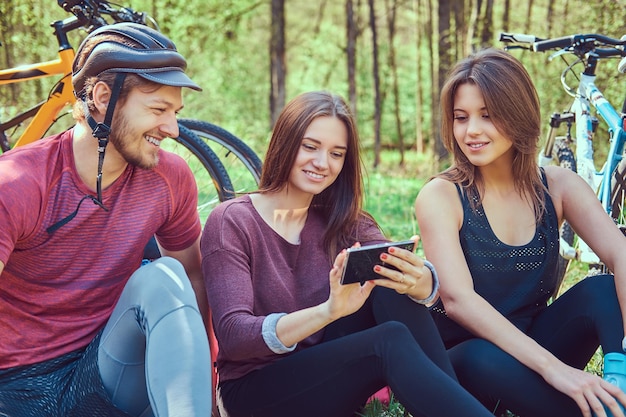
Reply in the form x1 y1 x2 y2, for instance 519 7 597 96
275 249 375 347
547 166 626 343
202 202 377 360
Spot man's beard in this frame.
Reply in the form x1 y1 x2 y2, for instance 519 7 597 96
108 113 160 170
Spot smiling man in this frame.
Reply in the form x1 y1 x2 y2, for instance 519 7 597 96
0 23 212 417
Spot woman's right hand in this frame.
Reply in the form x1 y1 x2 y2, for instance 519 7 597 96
325 248 376 321
543 360 626 417
274 247 375 348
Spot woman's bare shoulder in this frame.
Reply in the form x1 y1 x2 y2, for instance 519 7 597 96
417 177 458 202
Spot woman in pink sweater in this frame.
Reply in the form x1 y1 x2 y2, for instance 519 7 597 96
201 91 493 417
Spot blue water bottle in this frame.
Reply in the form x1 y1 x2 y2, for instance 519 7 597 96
603 352 626 417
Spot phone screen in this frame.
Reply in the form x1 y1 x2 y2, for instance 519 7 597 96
340 240 415 285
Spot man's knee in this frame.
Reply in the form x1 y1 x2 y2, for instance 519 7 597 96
126 257 197 310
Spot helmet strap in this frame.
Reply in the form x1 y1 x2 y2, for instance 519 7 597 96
85 72 126 207
45 72 125 235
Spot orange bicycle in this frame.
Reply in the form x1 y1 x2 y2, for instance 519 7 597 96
1 2 238 413
0 0 263 222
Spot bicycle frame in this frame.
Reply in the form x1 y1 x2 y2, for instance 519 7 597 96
563 67 626 264
571 60 626 218
504 32 626 267
0 17 80 150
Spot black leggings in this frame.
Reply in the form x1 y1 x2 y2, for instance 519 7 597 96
219 287 494 417
449 274 624 417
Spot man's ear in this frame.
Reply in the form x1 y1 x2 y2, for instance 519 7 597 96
91 81 112 118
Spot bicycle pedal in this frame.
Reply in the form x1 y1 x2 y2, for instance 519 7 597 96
587 263 607 276
577 238 601 264
559 237 577 260
579 251 601 264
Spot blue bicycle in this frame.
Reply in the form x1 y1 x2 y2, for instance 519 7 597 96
500 32 626 290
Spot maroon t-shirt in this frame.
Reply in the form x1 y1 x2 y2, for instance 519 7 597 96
0 129 201 368
201 195 385 382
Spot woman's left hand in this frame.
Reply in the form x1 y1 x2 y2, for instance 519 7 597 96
371 236 433 299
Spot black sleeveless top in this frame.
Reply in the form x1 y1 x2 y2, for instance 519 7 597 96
430 172 560 348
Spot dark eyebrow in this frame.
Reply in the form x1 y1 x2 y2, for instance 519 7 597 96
302 137 347 150
150 97 184 112
453 106 488 112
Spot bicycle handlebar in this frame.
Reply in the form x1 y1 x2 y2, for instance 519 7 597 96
500 32 626 57
56 0 152 32
620 57 626 74
533 35 580 52
498 33 544 44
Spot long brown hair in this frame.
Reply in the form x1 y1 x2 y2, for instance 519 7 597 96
438 48 545 218
259 91 376 258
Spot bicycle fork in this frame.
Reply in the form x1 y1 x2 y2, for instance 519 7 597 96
539 110 601 264
0 129 9 152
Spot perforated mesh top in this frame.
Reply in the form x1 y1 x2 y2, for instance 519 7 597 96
431 172 560 348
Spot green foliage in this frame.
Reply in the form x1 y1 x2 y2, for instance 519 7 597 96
363 149 431 243
2 0 624 164
0 1 68 113
1 4 621 416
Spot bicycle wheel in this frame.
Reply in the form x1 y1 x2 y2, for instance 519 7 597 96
178 118 262 195
142 125 233 260
163 124 235 223
610 157 626 225
553 139 577 295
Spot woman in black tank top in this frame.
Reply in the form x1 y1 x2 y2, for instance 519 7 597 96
415 48 626 417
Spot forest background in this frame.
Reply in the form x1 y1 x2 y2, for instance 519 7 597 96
0 2 624 414
2 0 625 165
1 0 625 240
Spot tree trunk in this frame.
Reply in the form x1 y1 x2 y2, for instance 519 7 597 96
368 0 382 168
414 0 424 154
436 0 452 165
480 0 494 47
346 0 357 115
524 0 534 33
467 0 482 54
385 0 405 166
453 0 465 62
546 0 556 36
502 0 511 33
426 0 436 157
269 0 286 128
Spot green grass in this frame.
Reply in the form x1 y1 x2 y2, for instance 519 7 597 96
364 171 422 242
362 148 433 245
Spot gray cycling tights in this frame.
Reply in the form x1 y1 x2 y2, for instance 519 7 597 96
97 257 212 417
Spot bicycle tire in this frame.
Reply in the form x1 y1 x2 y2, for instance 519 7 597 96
553 139 577 295
143 124 235 260
610 157 626 225
165 123 235 222
178 118 262 195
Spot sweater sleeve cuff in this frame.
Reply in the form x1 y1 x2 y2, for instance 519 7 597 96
262 313 297 354
408 260 440 305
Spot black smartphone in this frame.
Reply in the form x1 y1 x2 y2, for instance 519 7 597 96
340 239 415 285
